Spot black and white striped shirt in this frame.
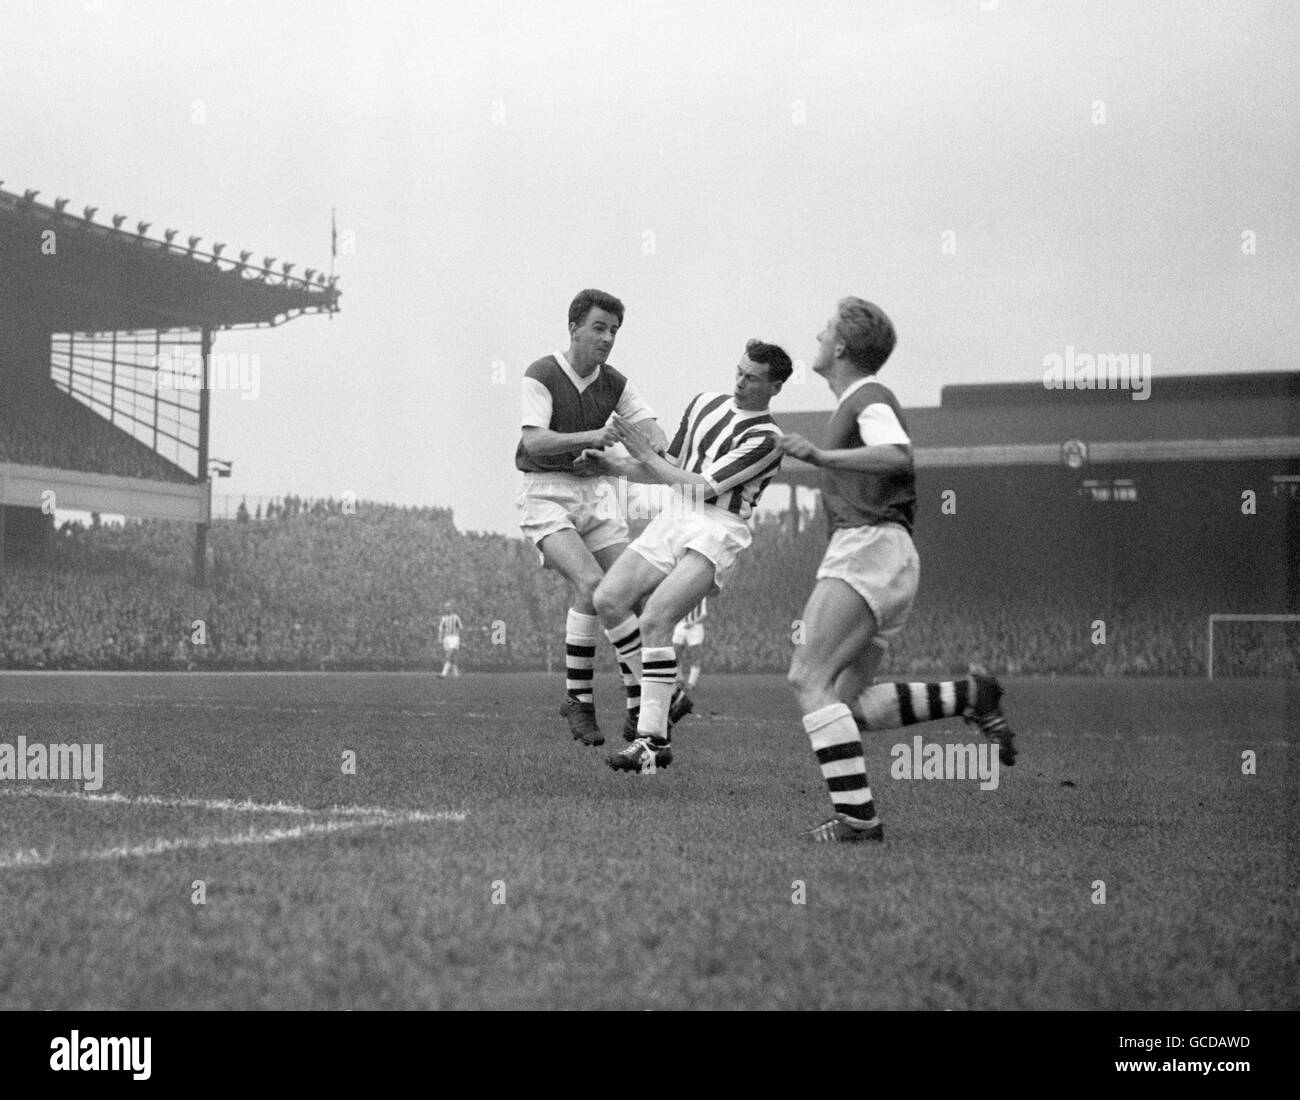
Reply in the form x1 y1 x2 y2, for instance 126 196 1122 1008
667 393 782 520
681 599 708 626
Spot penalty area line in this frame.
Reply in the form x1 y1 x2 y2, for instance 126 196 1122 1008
0 812 460 871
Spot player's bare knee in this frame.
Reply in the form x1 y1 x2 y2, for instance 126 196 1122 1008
576 570 604 604
638 600 675 645
591 580 623 622
787 658 828 697
642 622 673 648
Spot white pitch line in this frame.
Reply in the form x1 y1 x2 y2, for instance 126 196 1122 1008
0 786 467 821
0 697 450 717
0 812 455 870
0 670 459 676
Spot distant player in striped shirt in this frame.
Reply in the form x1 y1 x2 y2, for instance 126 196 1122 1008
780 298 1017 843
579 339 793 773
668 598 708 723
438 602 463 678
516 289 670 748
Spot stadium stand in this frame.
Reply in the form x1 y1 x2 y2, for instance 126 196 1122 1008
0 386 193 483
1 504 1293 676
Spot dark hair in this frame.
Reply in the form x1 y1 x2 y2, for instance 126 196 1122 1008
835 297 896 374
568 289 625 327
744 338 794 385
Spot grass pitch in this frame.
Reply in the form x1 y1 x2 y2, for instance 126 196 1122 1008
0 672 1295 1010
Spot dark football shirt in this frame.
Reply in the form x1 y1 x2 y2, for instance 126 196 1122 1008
820 379 916 533
515 354 632 474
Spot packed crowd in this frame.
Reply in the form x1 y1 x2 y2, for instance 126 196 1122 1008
0 388 193 483
233 494 357 521
0 504 1293 676
0 503 570 671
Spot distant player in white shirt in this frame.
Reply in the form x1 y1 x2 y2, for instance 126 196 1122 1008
580 339 793 773
438 602 463 678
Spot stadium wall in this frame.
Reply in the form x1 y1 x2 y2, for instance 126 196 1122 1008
0 462 208 523
910 459 1296 610
0 321 50 396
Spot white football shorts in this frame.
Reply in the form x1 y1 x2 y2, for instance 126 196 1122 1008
672 621 705 648
516 472 628 556
815 523 919 644
629 506 752 592
624 482 682 523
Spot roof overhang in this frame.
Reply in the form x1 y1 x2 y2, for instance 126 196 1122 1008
0 186 339 331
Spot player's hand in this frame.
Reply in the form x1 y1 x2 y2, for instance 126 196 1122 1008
778 433 821 465
588 424 620 449
574 448 616 476
611 415 656 461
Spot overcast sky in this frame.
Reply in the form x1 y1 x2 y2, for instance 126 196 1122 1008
3 0 1297 533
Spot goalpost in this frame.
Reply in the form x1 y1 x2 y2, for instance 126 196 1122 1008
1206 614 1300 679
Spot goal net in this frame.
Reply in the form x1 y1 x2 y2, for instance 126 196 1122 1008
1206 614 1300 679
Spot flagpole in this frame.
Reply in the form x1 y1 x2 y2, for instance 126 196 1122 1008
328 207 339 320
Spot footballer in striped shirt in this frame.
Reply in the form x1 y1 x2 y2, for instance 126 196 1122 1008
577 339 793 773
669 598 708 722
437 602 463 678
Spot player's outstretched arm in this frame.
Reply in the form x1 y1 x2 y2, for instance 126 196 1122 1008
638 418 670 457
519 424 619 457
610 416 711 489
809 443 911 473
573 448 639 478
612 377 669 456
779 434 911 474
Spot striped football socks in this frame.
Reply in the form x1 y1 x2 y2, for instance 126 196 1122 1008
803 702 877 824
855 678 972 731
565 608 598 705
638 645 676 745
605 615 642 716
